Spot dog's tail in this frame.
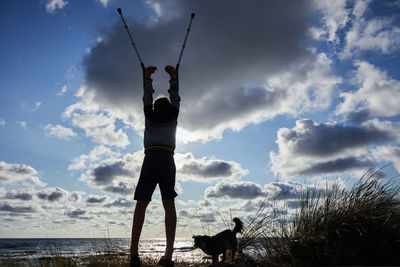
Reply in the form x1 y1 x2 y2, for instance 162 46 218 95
232 217 243 234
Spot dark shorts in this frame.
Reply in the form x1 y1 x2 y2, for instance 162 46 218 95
134 150 178 201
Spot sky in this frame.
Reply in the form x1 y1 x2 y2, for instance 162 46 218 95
1 0 400 238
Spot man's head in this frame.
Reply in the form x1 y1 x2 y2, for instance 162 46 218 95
153 94 171 110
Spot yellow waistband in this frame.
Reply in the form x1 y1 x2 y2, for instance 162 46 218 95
145 145 175 154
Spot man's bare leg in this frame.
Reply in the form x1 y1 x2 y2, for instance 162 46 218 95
130 200 150 257
162 199 177 260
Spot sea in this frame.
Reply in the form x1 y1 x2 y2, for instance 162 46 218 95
0 238 206 263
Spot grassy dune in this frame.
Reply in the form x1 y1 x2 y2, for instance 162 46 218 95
2 169 400 266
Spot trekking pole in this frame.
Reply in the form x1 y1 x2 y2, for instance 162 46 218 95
117 8 146 83
176 13 196 73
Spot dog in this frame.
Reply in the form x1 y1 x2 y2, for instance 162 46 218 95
192 218 243 263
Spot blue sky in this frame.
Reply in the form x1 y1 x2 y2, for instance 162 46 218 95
1 0 400 238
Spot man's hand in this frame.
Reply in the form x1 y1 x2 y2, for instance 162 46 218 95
165 65 177 80
145 66 157 79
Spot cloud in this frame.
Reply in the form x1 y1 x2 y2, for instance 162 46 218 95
37 187 66 202
336 61 400 120
341 0 400 58
97 0 110 8
311 0 349 42
69 112 130 148
69 0 346 142
16 121 27 128
205 181 267 200
3 190 34 201
65 208 91 220
372 145 400 173
57 85 68 96
0 118 5 126
33 102 41 111
68 145 120 171
0 203 35 213
46 0 68 13
104 197 134 208
92 161 132 186
103 182 134 195
264 179 346 201
44 124 77 140
0 161 45 186
176 152 248 182
269 119 399 177
86 195 108 205
78 151 143 195
70 191 84 202
24 176 47 187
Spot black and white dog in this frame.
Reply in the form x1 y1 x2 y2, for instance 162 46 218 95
193 218 243 263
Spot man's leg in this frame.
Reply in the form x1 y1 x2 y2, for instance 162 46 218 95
162 199 177 260
130 200 150 257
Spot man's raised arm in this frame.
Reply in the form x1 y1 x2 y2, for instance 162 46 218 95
165 65 180 108
143 66 156 108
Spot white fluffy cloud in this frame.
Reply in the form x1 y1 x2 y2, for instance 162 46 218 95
67 111 130 148
311 0 349 42
0 118 5 126
44 124 77 140
336 61 400 121
372 145 400 173
341 0 400 58
68 145 120 171
46 0 68 13
0 161 46 187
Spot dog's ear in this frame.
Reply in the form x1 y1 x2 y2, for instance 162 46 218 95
192 235 195 239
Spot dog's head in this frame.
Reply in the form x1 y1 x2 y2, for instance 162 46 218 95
192 235 209 249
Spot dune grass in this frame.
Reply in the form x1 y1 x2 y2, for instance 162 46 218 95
238 168 400 266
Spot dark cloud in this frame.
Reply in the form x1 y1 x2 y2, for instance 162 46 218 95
103 182 134 195
267 182 302 200
281 119 394 157
92 161 131 185
178 209 189 217
345 109 370 123
86 195 107 204
65 209 91 220
81 0 313 136
271 119 399 177
0 203 35 213
37 188 65 202
176 153 248 182
298 157 374 176
104 197 134 208
70 192 81 202
205 181 266 199
4 191 33 201
180 161 233 178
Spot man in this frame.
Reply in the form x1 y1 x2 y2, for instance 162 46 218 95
130 65 180 267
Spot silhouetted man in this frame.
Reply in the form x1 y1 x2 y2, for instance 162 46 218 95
130 65 180 267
